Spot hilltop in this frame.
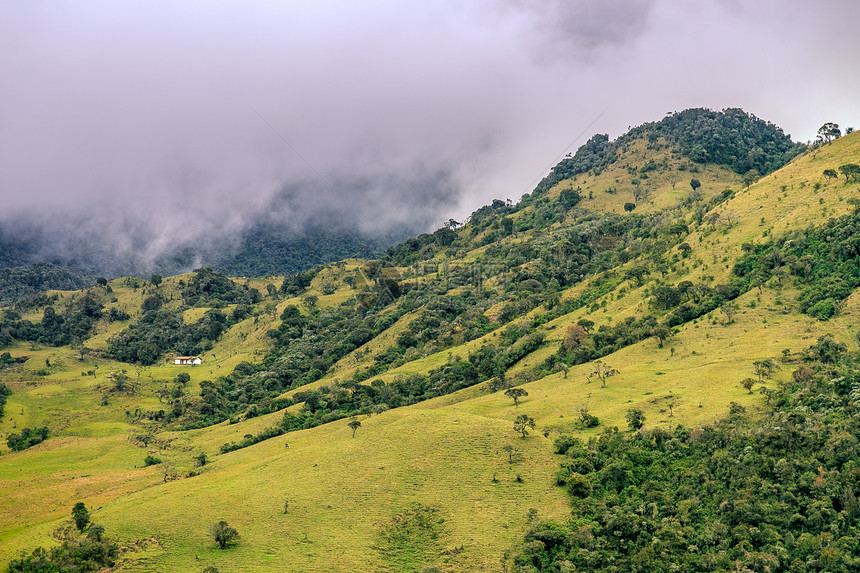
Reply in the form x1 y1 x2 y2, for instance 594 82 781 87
2 109 860 571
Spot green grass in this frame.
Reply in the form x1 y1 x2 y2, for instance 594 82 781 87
2 132 860 570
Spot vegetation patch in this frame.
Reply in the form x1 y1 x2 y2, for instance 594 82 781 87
377 504 445 573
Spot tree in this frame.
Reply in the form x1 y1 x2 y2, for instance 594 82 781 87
588 361 618 388
513 414 536 438
150 274 162 287
623 202 636 212
626 408 645 431
502 444 519 463
578 406 599 429
563 325 588 351
504 387 528 407
72 502 90 532
823 169 839 182
348 417 361 438
210 520 240 549
652 325 673 349
742 169 760 189
753 359 779 383
689 178 701 192
720 302 738 324
623 266 649 286
87 524 105 541
838 163 860 182
816 122 841 144
741 377 756 394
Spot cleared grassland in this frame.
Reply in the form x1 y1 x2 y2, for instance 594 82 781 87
1 133 859 570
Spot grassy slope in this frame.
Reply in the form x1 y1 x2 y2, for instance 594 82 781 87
1 132 858 570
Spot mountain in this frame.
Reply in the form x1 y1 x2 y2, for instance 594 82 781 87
0 218 415 303
3 109 860 571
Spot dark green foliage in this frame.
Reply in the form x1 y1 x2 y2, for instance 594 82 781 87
143 455 162 467
625 408 645 431
6 426 48 452
0 382 9 419
638 108 802 175
734 212 860 319
209 520 240 549
7 534 119 572
107 307 130 322
72 502 89 532
106 308 228 365
182 267 261 307
0 263 91 304
514 414 536 438
839 163 860 182
0 291 104 347
528 109 799 207
505 387 528 407
516 351 860 572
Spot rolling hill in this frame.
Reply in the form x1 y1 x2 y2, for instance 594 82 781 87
2 109 860 572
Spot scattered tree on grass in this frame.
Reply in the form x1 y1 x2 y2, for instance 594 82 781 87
578 406 599 429
87 524 105 541
210 520 240 549
823 168 839 181
626 408 645 431
588 361 618 388
816 122 841 143
753 359 779 382
504 387 528 407
652 325 673 348
839 163 860 182
514 414 536 438
720 302 738 324
502 444 520 463
348 417 361 438
741 377 756 394
689 178 701 192
72 502 90 532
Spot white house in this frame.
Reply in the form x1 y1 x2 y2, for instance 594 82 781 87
174 356 203 366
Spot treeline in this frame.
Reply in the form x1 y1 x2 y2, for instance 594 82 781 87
0 382 10 419
734 212 860 320
529 108 801 203
0 291 104 348
106 307 229 365
219 333 546 453
0 262 92 304
180 266 262 307
515 337 860 572
6 426 49 452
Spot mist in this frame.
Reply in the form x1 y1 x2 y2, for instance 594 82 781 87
1 0 858 272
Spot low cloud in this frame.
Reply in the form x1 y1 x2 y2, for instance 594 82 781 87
1 0 858 271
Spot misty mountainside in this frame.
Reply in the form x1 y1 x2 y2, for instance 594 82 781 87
3 109 860 572
0 218 413 304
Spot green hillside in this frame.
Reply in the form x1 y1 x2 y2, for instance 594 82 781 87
2 111 860 572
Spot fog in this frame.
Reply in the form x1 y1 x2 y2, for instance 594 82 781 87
1 0 858 270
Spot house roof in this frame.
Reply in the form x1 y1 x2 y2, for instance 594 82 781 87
174 356 201 360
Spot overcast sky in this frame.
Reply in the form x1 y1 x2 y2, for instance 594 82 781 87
1 0 858 251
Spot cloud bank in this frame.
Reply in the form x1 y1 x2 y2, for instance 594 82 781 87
1 0 858 268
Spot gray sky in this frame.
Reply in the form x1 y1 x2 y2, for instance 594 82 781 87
1 0 858 253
